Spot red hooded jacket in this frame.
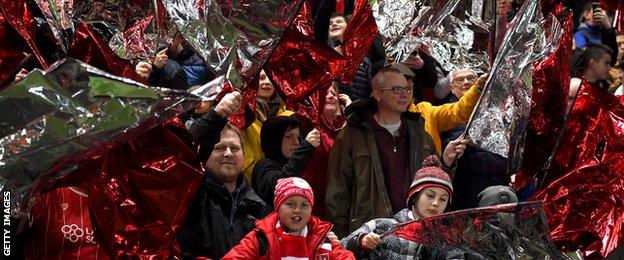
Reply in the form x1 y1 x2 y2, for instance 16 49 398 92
222 212 354 259
302 114 345 218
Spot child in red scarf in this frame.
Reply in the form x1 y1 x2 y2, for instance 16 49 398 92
222 177 354 259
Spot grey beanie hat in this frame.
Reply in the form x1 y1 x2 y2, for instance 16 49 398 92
478 185 518 207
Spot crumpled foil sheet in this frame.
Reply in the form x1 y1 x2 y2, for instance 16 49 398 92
514 7 572 191
371 0 495 72
265 0 346 104
464 0 562 174
385 201 569 259
162 0 305 90
34 0 173 60
0 9 30 87
532 81 624 258
73 117 204 258
0 58 198 217
1 0 50 69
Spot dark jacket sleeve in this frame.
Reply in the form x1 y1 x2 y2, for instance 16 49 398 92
412 52 440 89
601 27 618 65
189 109 228 162
252 141 316 205
148 59 189 89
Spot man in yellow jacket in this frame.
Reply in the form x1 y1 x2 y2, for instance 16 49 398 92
398 64 484 154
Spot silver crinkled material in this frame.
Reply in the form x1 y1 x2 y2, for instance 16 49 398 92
0 58 198 217
464 0 563 173
34 0 173 60
161 0 305 90
371 0 496 72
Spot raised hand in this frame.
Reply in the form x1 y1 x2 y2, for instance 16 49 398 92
214 91 243 118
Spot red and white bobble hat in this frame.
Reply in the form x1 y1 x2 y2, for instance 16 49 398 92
406 155 453 208
273 177 315 210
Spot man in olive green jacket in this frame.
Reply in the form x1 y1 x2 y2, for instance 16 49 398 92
325 68 469 237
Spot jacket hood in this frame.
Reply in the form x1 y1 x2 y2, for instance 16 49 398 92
393 208 415 223
344 97 424 127
260 115 300 164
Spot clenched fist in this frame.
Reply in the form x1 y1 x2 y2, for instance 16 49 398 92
305 128 321 148
214 91 243 118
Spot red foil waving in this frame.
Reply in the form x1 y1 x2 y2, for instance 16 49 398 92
515 12 573 190
0 0 49 69
68 22 144 82
532 81 624 258
67 119 204 258
336 0 378 83
0 11 29 87
266 27 346 103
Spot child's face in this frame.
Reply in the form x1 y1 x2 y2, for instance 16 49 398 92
278 196 312 235
413 187 449 219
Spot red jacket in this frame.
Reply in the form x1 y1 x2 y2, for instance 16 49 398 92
222 212 355 260
302 115 344 218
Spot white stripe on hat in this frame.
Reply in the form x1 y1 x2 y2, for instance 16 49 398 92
410 176 453 191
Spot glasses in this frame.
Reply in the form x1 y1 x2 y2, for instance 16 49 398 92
452 76 478 84
377 86 413 94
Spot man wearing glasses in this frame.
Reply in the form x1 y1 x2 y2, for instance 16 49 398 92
325 67 470 237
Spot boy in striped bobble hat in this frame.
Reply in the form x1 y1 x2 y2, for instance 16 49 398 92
223 177 355 259
341 155 453 259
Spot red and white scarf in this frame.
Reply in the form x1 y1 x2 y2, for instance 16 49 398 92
276 222 309 260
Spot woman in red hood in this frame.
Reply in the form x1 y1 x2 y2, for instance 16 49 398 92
302 82 351 217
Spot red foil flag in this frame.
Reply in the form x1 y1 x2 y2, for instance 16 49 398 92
264 0 345 126
0 0 49 69
266 27 346 104
532 81 624 258
336 0 377 83
0 11 29 88
514 11 573 190
68 21 144 82
67 119 204 258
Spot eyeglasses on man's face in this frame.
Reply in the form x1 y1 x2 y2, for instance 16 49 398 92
452 75 478 84
377 86 413 94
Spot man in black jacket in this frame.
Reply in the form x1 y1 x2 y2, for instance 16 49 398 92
178 91 270 259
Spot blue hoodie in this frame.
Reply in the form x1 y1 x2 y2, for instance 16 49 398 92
574 23 603 49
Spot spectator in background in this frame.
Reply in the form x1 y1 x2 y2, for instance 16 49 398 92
302 82 351 218
392 64 486 155
477 185 518 207
614 58 624 96
573 2 618 64
241 69 295 184
608 31 624 93
135 33 212 89
440 68 508 210
252 116 320 208
578 44 613 89
328 13 374 101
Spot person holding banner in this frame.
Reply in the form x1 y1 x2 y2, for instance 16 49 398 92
340 155 452 259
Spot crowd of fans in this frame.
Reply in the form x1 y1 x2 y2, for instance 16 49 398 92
9 0 624 259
